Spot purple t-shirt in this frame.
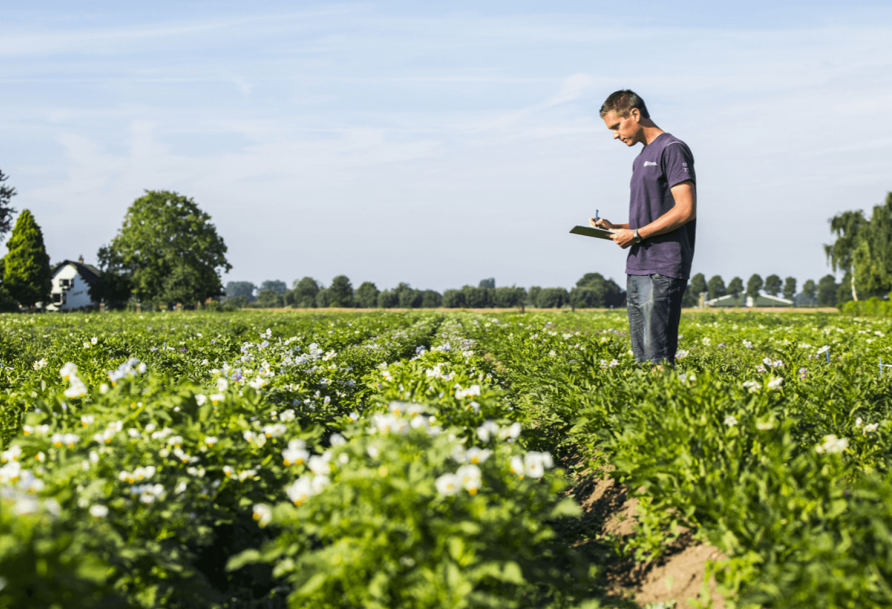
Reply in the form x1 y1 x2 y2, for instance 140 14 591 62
626 133 696 280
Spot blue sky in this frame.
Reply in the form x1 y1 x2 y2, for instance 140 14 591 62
2 1 891 293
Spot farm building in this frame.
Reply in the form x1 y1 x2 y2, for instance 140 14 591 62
706 292 793 308
46 257 101 311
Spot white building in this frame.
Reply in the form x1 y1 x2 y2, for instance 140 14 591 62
47 257 101 311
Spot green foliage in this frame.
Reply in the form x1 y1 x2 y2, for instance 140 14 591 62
101 191 231 309
329 275 353 307
535 287 568 309
726 276 744 299
745 274 763 299
0 168 18 239
355 281 380 308
818 274 838 307
572 273 625 308
255 290 284 308
224 281 257 302
707 275 725 301
825 194 892 300
684 273 707 307
783 276 797 301
478 278 495 289
763 274 782 296
4 209 51 308
290 277 320 308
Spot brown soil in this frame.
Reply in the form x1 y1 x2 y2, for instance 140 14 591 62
576 472 727 609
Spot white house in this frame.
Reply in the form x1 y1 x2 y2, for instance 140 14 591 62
705 292 794 308
46 257 101 311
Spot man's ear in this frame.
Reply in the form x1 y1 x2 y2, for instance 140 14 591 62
629 108 640 122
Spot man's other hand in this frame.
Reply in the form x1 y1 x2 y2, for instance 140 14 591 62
589 217 616 230
610 228 635 249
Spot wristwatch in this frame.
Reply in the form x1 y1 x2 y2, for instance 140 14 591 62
633 229 643 244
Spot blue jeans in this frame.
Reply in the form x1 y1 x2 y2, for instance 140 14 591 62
626 274 686 364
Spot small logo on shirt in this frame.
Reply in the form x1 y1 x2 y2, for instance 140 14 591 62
643 161 658 167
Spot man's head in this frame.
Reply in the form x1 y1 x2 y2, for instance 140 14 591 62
600 90 651 146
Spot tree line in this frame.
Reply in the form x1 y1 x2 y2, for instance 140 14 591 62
224 273 627 310
683 273 845 307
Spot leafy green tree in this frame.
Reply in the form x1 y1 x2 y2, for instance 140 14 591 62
802 279 816 299
394 283 421 308
707 275 725 301
478 278 495 289
0 168 18 240
442 289 465 308
527 286 542 307
90 253 133 309
825 210 866 301
355 282 379 308
226 295 250 309
764 274 782 296
4 209 51 308
493 286 526 308
100 190 230 308
256 290 284 308
224 281 256 302
575 273 625 308
421 290 442 308
817 274 838 307
315 288 331 308
727 277 744 299
329 275 354 307
462 286 491 308
537 287 568 308
746 274 763 300
377 289 398 308
290 277 320 308
683 273 707 307
259 280 286 295
783 277 797 301
824 195 892 301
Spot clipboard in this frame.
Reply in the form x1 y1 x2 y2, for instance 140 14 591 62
569 225 615 241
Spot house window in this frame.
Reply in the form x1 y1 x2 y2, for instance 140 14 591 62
52 293 66 304
60 278 72 288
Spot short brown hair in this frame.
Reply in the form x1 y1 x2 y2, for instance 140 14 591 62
599 90 650 119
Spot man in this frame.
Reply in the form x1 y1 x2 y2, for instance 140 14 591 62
591 90 696 364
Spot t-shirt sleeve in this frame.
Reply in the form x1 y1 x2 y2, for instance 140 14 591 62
662 141 695 187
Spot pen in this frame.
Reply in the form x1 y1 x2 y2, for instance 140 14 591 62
595 209 599 223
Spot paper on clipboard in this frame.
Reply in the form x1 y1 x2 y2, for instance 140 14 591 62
569 225 615 241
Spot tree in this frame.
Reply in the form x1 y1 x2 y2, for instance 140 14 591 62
291 277 320 308
493 286 526 308
825 195 892 301
764 274 782 296
329 275 354 307
256 289 284 308
783 277 797 301
259 280 287 295
575 273 625 308
225 281 256 302
396 283 422 308
478 278 495 289
377 289 398 308
355 282 379 308
537 288 568 308
527 286 542 307
817 274 838 307
100 190 230 308
462 286 491 308
315 288 331 308
90 251 133 309
707 275 725 301
683 273 707 307
746 274 763 300
802 279 816 299
4 209 51 308
0 258 21 312
442 289 465 308
421 290 442 308
727 277 744 299
0 168 18 240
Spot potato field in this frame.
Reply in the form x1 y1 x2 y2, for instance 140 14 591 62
1 310 891 609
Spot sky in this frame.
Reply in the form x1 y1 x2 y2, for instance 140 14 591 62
2 0 892 293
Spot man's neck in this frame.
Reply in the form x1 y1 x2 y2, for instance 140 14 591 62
639 120 664 146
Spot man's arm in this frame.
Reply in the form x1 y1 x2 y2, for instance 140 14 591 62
609 180 696 249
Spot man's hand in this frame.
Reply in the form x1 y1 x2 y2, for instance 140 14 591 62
610 228 636 249
589 217 617 230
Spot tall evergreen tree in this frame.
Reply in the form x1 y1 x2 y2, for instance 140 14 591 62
4 209 52 308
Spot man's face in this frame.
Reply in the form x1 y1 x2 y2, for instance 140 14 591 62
602 109 642 146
